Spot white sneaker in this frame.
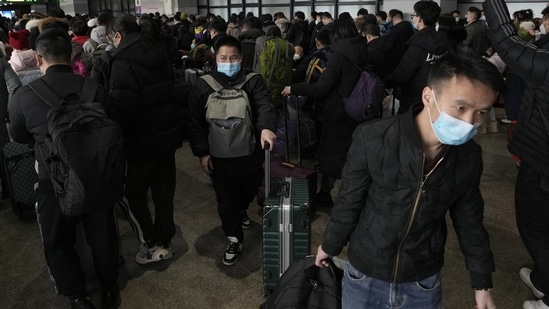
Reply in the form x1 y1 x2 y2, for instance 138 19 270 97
223 236 242 266
520 267 545 299
523 300 549 309
135 243 169 265
162 243 174 260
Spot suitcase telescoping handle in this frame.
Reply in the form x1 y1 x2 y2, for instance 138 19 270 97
264 142 271 198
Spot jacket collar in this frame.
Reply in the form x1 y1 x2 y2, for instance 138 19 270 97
401 103 425 150
45 64 73 74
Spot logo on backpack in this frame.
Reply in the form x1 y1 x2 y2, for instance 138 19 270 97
29 78 125 216
202 73 259 158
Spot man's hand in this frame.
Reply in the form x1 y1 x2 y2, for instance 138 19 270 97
281 86 291 96
315 245 332 267
473 290 496 309
199 155 213 174
261 129 277 151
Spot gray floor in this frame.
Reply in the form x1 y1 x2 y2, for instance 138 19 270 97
0 108 538 308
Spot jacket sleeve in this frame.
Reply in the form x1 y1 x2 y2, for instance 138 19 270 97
448 146 495 289
109 58 140 130
4 60 22 97
290 54 343 98
188 78 211 158
8 88 33 144
321 127 372 256
383 43 423 89
483 0 549 87
246 74 276 132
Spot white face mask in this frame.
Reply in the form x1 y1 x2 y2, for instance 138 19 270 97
455 17 460 23
541 24 547 34
293 53 301 61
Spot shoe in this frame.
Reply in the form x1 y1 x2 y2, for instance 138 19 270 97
520 267 545 299
488 120 498 133
478 122 488 134
71 297 95 309
317 190 333 207
223 237 242 266
101 287 120 309
162 243 174 260
523 300 549 309
135 242 169 265
241 211 252 229
501 118 512 124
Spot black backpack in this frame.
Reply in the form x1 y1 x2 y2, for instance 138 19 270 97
260 256 343 309
29 78 125 216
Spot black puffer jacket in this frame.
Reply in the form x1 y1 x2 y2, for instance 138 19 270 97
188 70 276 174
109 32 182 160
322 104 495 287
484 0 549 177
383 27 449 114
291 36 368 179
239 29 264 71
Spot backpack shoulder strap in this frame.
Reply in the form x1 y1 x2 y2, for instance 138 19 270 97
81 78 98 103
28 79 62 108
201 74 223 92
233 73 259 89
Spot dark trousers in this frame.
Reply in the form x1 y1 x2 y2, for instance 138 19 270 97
515 162 549 304
124 151 176 246
37 192 119 300
210 166 263 243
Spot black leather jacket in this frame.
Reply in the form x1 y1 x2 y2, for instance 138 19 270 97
321 105 495 288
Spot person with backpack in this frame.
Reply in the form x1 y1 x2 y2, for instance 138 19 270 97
314 54 503 309
188 35 276 266
281 18 368 207
8 27 121 309
107 14 183 265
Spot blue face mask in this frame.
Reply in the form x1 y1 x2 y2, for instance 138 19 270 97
428 90 481 145
217 62 241 77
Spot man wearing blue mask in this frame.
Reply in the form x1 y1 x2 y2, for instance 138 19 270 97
315 54 504 309
188 35 277 266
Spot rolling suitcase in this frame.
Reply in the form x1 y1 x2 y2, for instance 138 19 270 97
1 142 37 220
262 143 312 296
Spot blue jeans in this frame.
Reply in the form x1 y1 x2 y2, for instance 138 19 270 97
342 262 442 309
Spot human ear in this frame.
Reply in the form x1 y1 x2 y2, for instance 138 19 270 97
421 86 434 107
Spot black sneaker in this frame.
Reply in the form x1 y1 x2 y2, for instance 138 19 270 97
101 287 120 309
223 237 242 266
241 211 252 229
317 190 333 207
71 297 95 309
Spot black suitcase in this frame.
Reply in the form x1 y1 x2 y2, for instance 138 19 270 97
262 145 312 296
1 142 37 220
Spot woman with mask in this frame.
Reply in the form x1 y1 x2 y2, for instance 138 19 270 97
107 14 183 265
188 36 276 266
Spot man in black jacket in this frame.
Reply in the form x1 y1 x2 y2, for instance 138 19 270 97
238 17 264 71
315 55 504 309
379 9 414 73
9 28 120 309
484 2 549 309
384 1 449 115
189 36 276 266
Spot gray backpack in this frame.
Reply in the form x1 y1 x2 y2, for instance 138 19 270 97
202 73 259 158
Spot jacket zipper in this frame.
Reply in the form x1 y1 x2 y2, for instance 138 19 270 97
391 154 445 283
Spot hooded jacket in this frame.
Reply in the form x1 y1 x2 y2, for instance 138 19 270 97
291 36 368 178
484 0 549 176
322 104 495 288
108 31 182 159
383 27 449 114
239 28 265 71
8 49 42 85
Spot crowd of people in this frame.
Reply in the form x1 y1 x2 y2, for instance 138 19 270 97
0 0 548 308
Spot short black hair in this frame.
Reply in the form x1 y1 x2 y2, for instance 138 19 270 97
315 29 330 46
542 7 549 17
241 16 262 30
97 10 113 26
214 35 242 55
338 12 353 21
330 18 357 44
311 12 318 19
357 8 368 16
467 7 481 21
35 27 72 64
209 19 227 33
363 23 380 37
71 19 88 36
295 11 305 20
48 7 65 18
322 12 333 20
389 9 403 20
414 0 441 27
451 10 460 16
428 55 505 95
376 11 387 21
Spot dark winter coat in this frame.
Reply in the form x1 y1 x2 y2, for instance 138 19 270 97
463 19 489 57
290 36 368 179
383 27 449 114
188 70 276 174
322 104 495 287
484 0 549 176
379 20 414 72
366 37 392 79
109 32 182 160
239 29 265 71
